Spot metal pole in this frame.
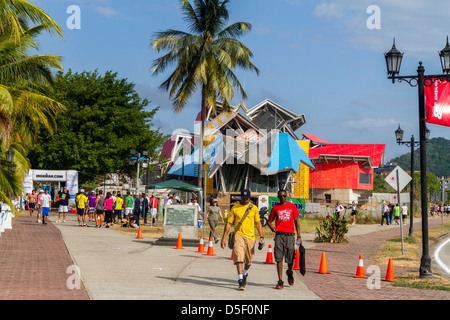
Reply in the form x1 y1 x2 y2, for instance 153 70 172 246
417 62 433 278
136 153 140 195
409 136 415 236
396 169 404 255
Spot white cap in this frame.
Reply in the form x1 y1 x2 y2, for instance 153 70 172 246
80 189 85 193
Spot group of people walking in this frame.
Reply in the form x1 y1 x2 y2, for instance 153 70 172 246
380 201 408 226
74 189 159 228
430 203 450 216
27 188 160 228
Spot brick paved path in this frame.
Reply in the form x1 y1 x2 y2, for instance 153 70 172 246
0 215 89 300
300 218 450 300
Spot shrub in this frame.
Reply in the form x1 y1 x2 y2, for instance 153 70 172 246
314 214 349 243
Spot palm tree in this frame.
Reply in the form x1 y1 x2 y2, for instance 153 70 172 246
0 0 63 43
151 0 259 193
0 20 65 212
0 23 65 147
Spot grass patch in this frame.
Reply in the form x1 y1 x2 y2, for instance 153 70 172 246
392 273 450 291
370 219 450 291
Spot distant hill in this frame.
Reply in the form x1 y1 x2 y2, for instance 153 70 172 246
389 137 450 177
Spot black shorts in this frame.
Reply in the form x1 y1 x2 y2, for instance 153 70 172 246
274 232 296 264
29 203 36 209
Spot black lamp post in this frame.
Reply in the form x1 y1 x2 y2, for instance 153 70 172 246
385 38 449 279
6 147 14 163
394 124 430 237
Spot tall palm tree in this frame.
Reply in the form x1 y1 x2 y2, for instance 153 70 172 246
0 20 65 212
151 0 259 192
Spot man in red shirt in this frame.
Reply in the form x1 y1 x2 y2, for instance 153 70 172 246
267 189 302 289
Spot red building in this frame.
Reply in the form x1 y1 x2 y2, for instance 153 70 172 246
304 133 385 204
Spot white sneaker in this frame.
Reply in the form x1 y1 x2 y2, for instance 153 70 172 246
63 220 66 223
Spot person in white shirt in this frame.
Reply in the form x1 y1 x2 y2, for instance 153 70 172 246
41 189 52 226
401 203 408 226
188 198 203 222
335 201 344 218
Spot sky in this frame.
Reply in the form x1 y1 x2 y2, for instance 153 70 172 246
33 0 450 162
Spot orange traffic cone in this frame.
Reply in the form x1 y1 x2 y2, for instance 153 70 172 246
316 252 331 274
383 258 396 281
229 250 234 260
136 226 143 239
264 245 275 264
195 236 206 253
204 238 216 256
174 233 184 249
96 215 101 226
293 248 300 270
353 255 367 278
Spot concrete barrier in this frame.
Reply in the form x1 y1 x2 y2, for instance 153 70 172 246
4 210 12 230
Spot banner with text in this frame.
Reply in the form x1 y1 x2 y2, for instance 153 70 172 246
424 79 450 127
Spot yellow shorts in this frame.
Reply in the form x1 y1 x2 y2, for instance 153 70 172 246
233 233 255 266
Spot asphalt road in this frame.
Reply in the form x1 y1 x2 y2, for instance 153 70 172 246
434 234 450 277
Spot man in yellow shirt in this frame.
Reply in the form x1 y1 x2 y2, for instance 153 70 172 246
221 189 264 290
76 189 88 227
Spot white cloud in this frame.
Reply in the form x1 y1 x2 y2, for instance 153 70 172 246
313 0 450 59
314 3 345 20
95 6 120 18
346 117 397 129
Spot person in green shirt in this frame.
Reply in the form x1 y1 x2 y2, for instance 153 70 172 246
393 203 400 225
125 191 134 225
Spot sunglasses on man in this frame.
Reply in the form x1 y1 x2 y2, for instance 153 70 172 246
278 194 287 198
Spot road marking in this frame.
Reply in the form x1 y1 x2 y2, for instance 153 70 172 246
434 237 450 276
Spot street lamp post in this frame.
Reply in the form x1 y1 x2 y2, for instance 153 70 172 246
129 149 149 194
394 125 430 237
385 38 450 278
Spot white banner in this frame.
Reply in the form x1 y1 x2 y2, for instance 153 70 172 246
33 170 67 182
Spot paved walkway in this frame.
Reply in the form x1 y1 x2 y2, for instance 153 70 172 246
0 214 89 300
0 212 449 300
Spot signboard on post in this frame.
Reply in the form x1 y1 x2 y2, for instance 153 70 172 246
385 166 411 255
385 166 412 192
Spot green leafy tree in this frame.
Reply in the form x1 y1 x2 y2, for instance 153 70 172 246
391 137 450 177
28 70 167 184
150 0 259 189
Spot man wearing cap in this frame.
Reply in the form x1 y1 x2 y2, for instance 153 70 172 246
221 189 264 290
76 189 88 227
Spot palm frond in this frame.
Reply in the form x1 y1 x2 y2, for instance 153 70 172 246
0 0 64 43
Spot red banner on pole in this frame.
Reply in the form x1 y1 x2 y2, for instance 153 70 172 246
424 79 450 127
